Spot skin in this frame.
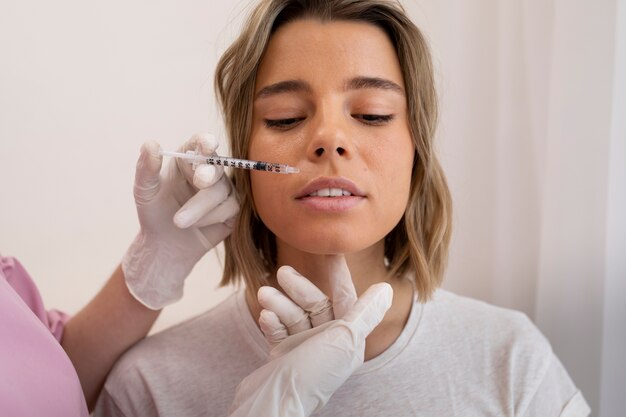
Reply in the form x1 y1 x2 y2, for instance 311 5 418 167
246 19 415 360
62 265 160 410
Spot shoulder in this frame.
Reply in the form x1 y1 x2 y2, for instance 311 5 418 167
108 291 244 377
423 290 580 413
428 289 550 354
423 290 553 382
96 291 267 416
1 256 40 301
0 255 69 339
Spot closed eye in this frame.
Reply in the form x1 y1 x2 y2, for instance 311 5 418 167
353 114 395 125
264 117 305 130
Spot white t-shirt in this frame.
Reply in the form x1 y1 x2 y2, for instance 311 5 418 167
94 289 590 417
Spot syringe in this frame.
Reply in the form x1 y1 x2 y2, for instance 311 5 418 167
159 150 300 174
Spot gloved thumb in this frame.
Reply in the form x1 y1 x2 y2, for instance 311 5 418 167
134 140 163 205
326 255 357 319
343 282 393 340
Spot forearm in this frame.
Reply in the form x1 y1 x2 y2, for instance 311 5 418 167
61 264 161 410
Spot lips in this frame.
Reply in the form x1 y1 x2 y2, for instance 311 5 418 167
296 177 366 199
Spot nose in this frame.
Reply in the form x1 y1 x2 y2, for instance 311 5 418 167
306 109 354 162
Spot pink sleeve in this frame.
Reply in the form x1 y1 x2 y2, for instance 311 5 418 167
0 256 70 342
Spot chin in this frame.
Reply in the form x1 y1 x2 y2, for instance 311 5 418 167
280 232 381 256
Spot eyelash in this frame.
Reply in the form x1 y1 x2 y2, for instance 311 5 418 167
353 114 395 125
264 118 304 130
263 114 394 130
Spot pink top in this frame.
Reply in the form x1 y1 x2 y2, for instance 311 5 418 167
0 256 89 417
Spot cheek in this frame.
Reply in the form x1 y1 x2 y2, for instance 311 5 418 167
248 128 303 165
248 134 264 162
250 173 291 234
250 175 275 215
373 136 414 218
370 135 414 187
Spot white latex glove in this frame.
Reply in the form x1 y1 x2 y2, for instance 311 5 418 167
229 256 393 417
122 133 239 309
256 257 357 344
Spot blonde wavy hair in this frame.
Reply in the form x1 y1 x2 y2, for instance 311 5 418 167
215 0 452 302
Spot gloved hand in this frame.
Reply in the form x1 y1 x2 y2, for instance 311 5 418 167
256 256 358 344
228 256 393 417
122 133 239 310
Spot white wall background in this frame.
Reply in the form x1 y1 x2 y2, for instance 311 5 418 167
1 1 624 416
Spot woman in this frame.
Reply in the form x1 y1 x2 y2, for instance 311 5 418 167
95 1 590 416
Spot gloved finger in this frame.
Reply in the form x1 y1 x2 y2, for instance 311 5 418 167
180 132 219 155
199 222 235 250
259 309 288 345
193 163 222 189
176 132 224 186
133 140 163 205
326 255 357 319
267 319 336 360
258 286 312 335
342 282 393 340
173 178 231 228
270 284 391 360
277 266 334 327
192 193 239 228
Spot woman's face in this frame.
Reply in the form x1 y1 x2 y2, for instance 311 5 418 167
249 18 414 257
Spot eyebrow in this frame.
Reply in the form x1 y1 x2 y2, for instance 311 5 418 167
255 80 311 99
346 76 404 94
255 76 404 100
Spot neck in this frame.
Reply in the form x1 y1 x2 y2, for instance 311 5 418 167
273 240 390 295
